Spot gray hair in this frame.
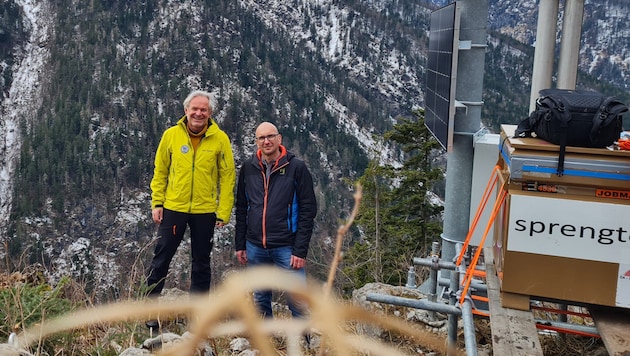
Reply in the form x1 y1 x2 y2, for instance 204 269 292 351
183 90 215 110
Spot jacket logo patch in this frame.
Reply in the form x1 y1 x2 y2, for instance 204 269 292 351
181 145 190 154
279 168 286 175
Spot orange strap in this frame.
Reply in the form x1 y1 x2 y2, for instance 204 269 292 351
459 186 507 305
456 165 502 266
472 309 489 317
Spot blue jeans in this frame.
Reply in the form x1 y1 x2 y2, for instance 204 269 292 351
246 241 307 318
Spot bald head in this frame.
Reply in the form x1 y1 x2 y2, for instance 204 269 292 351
255 122 278 137
255 122 282 161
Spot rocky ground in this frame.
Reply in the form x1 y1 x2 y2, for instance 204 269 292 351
0 269 608 356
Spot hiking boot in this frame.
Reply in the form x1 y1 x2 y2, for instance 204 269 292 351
303 332 311 348
145 319 160 330
303 327 321 348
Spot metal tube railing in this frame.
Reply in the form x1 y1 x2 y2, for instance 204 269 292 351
365 293 462 316
461 298 478 356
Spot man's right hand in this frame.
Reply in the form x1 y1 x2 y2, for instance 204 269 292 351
152 207 163 224
236 250 248 265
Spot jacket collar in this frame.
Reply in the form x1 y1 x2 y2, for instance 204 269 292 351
256 145 289 169
177 115 218 137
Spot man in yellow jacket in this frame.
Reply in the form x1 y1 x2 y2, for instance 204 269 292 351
146 90 235 307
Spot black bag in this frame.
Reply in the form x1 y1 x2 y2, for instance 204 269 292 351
514 88 628 176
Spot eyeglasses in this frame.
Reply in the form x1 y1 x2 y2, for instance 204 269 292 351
256 133 279 143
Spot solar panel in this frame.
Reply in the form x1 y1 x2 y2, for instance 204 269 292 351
425 2 460 152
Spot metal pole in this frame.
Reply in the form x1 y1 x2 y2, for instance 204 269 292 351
447 264 459 353
413 257 457 270
405 266 417 289
557 0 584 89
365 293 462 316
440 0 488 282
534 319 600 337
529 0 560 112
427 241 440 320
456 245 478 356
438 277 487 293
461 299 478 356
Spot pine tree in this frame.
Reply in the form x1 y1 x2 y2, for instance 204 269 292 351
342 110 444 291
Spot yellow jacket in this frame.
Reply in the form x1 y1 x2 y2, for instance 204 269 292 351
151 116 236 222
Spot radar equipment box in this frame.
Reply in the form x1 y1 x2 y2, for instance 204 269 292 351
493 125 630 310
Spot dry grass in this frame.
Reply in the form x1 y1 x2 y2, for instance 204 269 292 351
4 182 611 356
17 267 455 355
9 185 462 355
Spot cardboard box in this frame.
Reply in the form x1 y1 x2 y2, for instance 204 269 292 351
499 125 630 189
492 167 630 310
506 179 630 203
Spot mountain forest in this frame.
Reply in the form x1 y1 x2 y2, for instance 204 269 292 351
1 0 629 306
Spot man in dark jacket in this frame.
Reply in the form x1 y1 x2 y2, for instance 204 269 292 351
234 122 317 318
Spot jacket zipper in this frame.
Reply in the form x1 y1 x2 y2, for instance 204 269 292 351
189 136 201 213
260 160 290 248
261 170 269 248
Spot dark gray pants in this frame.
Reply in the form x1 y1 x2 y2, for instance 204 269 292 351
146 209 216 296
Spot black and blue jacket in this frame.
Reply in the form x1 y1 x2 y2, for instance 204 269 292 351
235 145 317 258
